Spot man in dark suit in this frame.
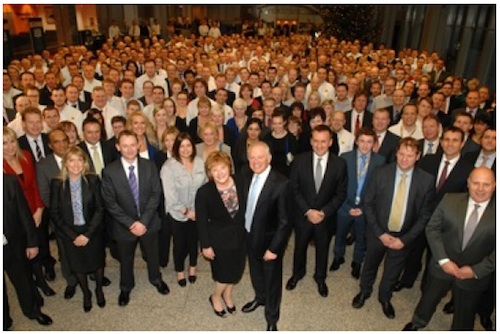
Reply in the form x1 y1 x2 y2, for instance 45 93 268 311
240 141 292 331
386 89 406 126
344 92 373 135
330 128 386 278
451 90 485 120
464 128 496 173
208 74 236 107
65 84 91 114
394 126 474 292
453 111 481 155
101 130 169 306
403 167 495 331
17 107 52 163
430 92 452 128
418 114 443 156
4 174 53 330
38 72 58 106
372 108 400 163
78 117 116 177
429 58 449 90
286 125 347 297
352 137 435 319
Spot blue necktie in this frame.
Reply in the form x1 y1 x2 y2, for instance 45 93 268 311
128 165 140 215
245 174 260 232
355 154 367 205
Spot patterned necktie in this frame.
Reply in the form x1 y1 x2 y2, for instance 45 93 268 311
480 155 489 167
92 145 103 176
34 139 43 161
436 160 450 191
462 204 480 249
426 142 434 155
128 165 140 215
388 173 407 232
245 174 260 232
315 157 323 193
355 154 368 205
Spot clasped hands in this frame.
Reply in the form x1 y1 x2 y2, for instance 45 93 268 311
306 209 325 224
130 221 147 236
379 233 405 250
441 261 475 280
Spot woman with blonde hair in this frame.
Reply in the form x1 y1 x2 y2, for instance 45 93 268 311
4 126 55 298
210 105 236 148
126 110 159 162
188 96 212 143
196 121 234 170
226 98 249 139
175 90 189 130
50 146 105 312
196 151 246 317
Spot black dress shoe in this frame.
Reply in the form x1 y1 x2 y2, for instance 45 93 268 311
267 322 278 331
442 300 454 314
83 292 92 312
118 291 130 306
64 285 77 299
317 281 329 297
4 316 13 330
480 315 493 330
178 278 187 287
351 262 361 279
393 281 413 292
402 322 421 331
285 276 299 290
241 299 264 313
95 289 106 308
154 281 170 295
188 275 197 284
352 292 370 309
40 286 56 297
329 257 345 271
209 296 227 318
44 267 55 282
34 313 53 326
380 300 395 319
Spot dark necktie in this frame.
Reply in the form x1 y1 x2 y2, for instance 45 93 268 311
355 114 361 135
34 139 43 161
128 165 140 215
436 160 450 191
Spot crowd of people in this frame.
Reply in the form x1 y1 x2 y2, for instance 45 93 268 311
3 18 496 331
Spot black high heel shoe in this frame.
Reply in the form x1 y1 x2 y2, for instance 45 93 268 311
209 296 227 318
188 275 197 284
222 297 236 314
83 291 92 312
178 278 187 287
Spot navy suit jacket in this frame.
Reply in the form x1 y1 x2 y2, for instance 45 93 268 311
344 109 373 133
363 162 435 246
101 157 162 241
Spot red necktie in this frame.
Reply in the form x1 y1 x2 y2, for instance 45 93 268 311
436 160 450 191
355 114 360 135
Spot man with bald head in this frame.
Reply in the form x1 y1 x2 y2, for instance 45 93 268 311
403 167 496 331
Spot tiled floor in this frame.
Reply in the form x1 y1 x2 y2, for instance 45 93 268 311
5 233 493 331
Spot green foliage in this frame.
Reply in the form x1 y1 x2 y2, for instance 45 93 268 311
316 5 382 43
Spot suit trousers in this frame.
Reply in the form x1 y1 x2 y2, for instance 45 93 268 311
116 231 162 292
158 209 172 268
476 271 495 319
334 208 366 264
398 232 429 287
247 240 283 325
36 211 56 269
359 233 409 302
292 218 329 281
3 243 40 320
170 217 198 272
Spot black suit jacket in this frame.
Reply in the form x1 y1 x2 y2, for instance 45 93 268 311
101 157 162 241
18 133 52 162
3 174 38 249
78 141 116 174
363 163 435 246
426 193 495 291
195 174 246 251
207 89 236 108
377 131 400 163
36 153 61 207
386 106 403 126
435 110 452 128
417 139 443 157
344 109 373 132
290 151 347 222
417 153 474 208
242 168 292 258
463 150 496 175
451 107 486 120
39 86 54 106
461 137 481 155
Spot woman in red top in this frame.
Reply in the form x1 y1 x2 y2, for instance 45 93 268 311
3 126 55 297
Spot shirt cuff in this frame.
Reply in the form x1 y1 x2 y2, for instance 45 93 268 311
438 258 450 266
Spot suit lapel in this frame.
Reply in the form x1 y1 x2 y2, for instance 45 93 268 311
117 159 136 206
64 179 74 218
137 158 147 210
463 198 495 250
255 171 275 212
454 195 469 248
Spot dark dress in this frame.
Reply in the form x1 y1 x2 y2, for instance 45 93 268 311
195 175 246 283
264 132 297 178
49 174 104 274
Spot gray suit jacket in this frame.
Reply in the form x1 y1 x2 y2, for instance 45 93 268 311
426 193 495 291
101 157 162 241
36 153 61 207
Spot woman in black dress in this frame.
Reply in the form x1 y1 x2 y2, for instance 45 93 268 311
50 146 105 312
195 151 246 318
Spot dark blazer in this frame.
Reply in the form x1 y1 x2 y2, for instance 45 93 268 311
426 193 495 291
363 163 435 246
5 108 17 123
435 110 452 128
344 109 373 133
429 70 450 87
451 107 486 120
242 168 292 258
18 133 52 162
377 131 400 163
81 90 92 104
3 174 38 249
463 150 496 175
39 86 54 106
78 141 116 174
195 174 246 251
49 175 104 241
417 153 474 208
36 153 61 207
386 105 403 126
101 157 162 241
417 139 443 157
340 150 385 209
222 125 237 148
290 151 347 222
207 89 236 108
461 137 481 155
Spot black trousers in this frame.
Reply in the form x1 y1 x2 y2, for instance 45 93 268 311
292 218 329 281
38 210 56 269
4 243 40 321
359 233 409 302
170 217 198 272
247 241 283 325
398 232 429 287
116 231 162 292
158 210 172 268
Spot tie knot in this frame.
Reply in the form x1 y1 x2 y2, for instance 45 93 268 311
361 154 367 161
474 203 480 211
92 145 98 150
428 142 434 147
401 173 407 179
317 157 322 163
129 165 135 172
444 160 450 166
